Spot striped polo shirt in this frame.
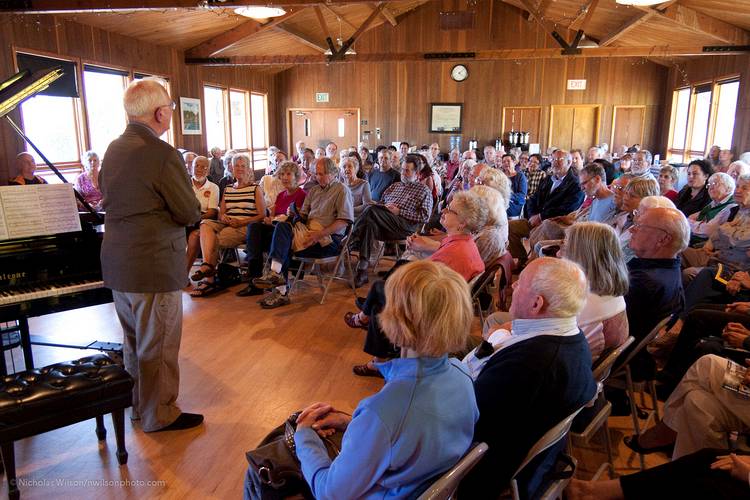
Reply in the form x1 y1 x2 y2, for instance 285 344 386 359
223 184 259 217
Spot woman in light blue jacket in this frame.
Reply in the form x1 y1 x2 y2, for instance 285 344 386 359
294 260 479 499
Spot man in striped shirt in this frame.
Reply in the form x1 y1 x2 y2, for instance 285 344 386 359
349 156 433 288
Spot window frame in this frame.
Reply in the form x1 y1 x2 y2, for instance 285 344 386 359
667 74 741 162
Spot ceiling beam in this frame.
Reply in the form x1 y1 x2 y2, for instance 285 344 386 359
514 0 572 49
272 26 327 53
599 11 654 47
652 4 750 45
327 1 384 60
567 1 593 31
185 9 302 58
321 4 359 31
576 0 600 34
379 5 398 26
185 45 749 65
313 5 337 52
0 0 402 13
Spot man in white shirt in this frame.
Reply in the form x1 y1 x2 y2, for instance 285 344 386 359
186 156 219 272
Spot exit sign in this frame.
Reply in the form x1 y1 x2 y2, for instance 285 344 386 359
315 92 329 102
567 79 587 90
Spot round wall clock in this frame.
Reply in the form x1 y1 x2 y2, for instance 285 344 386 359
451 64 469 82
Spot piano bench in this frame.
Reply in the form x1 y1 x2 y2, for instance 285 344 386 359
0 354 133 500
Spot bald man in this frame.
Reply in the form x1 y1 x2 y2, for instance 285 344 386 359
8 152 47 185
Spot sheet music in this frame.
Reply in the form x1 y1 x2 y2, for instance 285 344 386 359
0 184 81 240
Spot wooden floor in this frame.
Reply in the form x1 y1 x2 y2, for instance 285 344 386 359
1 275 667 499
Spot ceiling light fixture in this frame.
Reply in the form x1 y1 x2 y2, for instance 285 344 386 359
614 0 663 6
234 6 286 20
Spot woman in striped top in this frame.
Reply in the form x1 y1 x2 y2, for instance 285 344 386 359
191 153 265 296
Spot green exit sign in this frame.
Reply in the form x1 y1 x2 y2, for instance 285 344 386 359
315 92 329 102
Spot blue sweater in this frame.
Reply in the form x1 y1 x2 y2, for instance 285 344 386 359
460 333 596 499
507 171 528 217
295 356 479 499
369 168 401 202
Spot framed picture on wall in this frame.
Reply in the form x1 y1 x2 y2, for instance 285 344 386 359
180 97 202 135
429 103 463 133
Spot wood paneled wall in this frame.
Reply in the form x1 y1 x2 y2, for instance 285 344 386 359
275 0 667 155
663 55 750 155
0 14 276 183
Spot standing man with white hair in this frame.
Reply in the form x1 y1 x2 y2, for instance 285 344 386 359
460 257 597 498
100 78 203 432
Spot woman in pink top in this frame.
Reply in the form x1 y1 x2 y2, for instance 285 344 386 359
344 191 487 377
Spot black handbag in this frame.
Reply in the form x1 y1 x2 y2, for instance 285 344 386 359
245 411 343 500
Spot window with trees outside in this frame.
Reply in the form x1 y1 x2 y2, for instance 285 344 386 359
667 77 740 163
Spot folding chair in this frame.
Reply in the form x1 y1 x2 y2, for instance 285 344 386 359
416 442 489 500
570 336 635 479
495 251 515 312
471 258 503 324
508 406 586 500
289 225 356 304
372 239 407 269
605 316 673 470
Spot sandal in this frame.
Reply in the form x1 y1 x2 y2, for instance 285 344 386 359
352 363 383 378
344 311 368 330
190 263 215 282
623 435 673 455
189 280 220 298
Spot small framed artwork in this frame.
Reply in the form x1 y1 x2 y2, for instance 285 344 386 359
429 103 463 133
180 97 202 135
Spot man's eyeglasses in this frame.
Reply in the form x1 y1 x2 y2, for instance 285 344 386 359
161 101 176 110
629 222 671 236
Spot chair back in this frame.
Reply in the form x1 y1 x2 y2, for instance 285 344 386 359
509 405 584 499
610 316 672 378
471 257 503 300
592 336 634 383
496 251 515 312
416 442 489 500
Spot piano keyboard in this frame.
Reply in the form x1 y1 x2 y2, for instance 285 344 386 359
0 280 104 306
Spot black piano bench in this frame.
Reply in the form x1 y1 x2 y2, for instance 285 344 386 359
0 354 133 500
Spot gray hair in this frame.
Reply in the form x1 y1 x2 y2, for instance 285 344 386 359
659 165 679 184
657 207 690 255
478 168 511 210
232 153 251 168
709 172 736 195
316 157 339 176
529 258 589 318
451 191 489 233
276 160 301 183
728 161 750 179
223 149 237 168
123 78 170 118
639 196 676 210
471 185 507 227
626 177 660 199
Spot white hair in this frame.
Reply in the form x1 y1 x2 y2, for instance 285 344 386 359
471 185 506 227
709 172 736 195
639 195 676 210
123 78 169 118
740 152 750 164
530 258 589 318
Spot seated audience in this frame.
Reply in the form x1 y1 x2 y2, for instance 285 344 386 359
185 156 219 272
727 160 750 182
349 156 433 288
586 146 603 165
617 153 633 177
482 145 496 165
564 222 629 361
248 261 478 499
706 144 722 169
190 154 265 297
658 164 679 202
498 153 527 217
629 150 656 180
525 153 546 200
717 148 734 173
686 172 736 247
208 146 224 183
325 141 338 159
368 149 400 201
416 154 438 204
444 147 461 182
572 148 586 172
346 191 486 372
568 448 750 499
182 151 197 172
528 163 616 254
218 149 237 199
624 207 688 379
682 174 750 275
251 158 353 308
292 140 305 164
459 258 596 498
617 177 661 262
314 146 325 159
508 149 585 267
8 152 47 185
676 159 713 216
75 150 103 210
340 157 371 217
624 355 750 461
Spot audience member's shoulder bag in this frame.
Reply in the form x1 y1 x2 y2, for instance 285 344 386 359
244 411 342 500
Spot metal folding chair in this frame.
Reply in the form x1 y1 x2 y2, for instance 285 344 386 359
416 442 489 500
289 225 355 304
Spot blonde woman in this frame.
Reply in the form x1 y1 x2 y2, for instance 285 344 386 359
562 222 630 361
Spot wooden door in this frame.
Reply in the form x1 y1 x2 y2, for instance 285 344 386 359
502 107 542 145
289 108 360 154
611 105 645 153
549 105 601 152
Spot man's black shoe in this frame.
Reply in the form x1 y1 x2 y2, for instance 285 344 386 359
355 296 367 310
236 285 264 297
152 413 204 432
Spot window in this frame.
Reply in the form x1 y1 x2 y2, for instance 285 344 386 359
134 73 174 145
667 77 741 162
20 95 81 165
83 65 128 156
229 90 249 150
250 93 268 173
204 85 228 151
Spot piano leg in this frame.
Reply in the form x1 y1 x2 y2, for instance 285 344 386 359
18 318 34 371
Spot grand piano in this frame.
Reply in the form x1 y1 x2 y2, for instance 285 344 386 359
0 68 118 374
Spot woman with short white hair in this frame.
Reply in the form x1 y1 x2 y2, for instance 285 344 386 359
687 172 737 247
726 160 750 182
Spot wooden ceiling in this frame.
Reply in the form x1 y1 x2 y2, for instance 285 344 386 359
6 0 750 69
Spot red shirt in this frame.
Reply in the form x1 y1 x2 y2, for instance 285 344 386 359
430 233 485 281
274 188 307 216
